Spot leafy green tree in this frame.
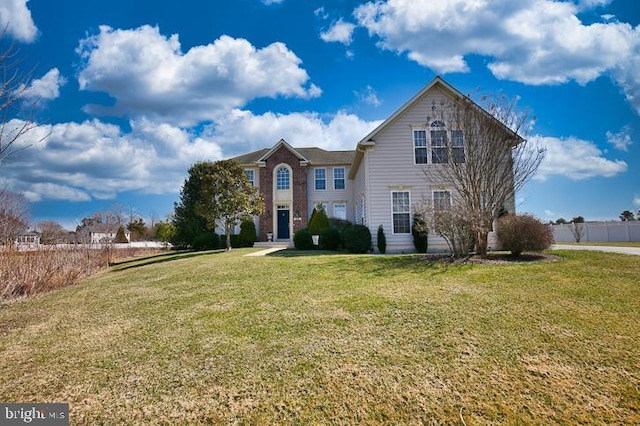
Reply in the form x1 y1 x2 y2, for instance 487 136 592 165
571 216 585 224
153 221 175 246
555 218 567 225
172 162 216 247
179 160 264 251
620 210 635 221
127 218 147 241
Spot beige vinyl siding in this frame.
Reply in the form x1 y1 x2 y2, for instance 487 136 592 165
365 87 456 252
307 165 353 221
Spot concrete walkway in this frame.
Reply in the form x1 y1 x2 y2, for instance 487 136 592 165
552 244 640 256
243 247 288 257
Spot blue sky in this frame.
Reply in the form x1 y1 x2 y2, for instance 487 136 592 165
1 0 639 229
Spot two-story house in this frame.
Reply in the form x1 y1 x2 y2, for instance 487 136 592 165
231 76 515 252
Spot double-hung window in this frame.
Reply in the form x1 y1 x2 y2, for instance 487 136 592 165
414 130 428 164
392 191 411 234
244 169 255 186
315 168 326 190
333 203 347 220
451 130 465 163
430 121 448 164
333 167 345 190
276 167 290 190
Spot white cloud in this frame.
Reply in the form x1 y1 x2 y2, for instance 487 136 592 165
354 0 640 91
0 0 38 42
354 85 381 107
606 126 633 151
535 135 627 181
1 118 223 202
262 0 284 4
76 25 320 126
206 109 382 155
633 195 640 207
19 68 67 103
320 19 356 45
575 0 612 11
0 109 382 203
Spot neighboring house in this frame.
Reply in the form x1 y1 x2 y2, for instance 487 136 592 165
80 225 131 244
231 76 515 252
16 231 41 249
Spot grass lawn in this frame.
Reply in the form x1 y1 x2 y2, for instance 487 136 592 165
0 249 638 424
561 241 640 248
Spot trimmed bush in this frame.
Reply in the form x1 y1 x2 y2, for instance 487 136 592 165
343 224 372 254
229 234 241 248
192 232 220 250
238 219 257 247
293 229 314 250
497 213 554 256
114 226 129 243
377 225 387 254
412 215 429 253
308 206 330 235
319 228 341 251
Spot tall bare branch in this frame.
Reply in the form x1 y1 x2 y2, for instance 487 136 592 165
425 93 545 255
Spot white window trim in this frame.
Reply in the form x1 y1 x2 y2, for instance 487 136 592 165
275 164 292 190
333 167 346 190
315 167 327 191
412 128 428 165
391 190 411 235
333 202 347 220
244 169 255 186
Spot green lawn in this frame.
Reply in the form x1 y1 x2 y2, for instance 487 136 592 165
1 249 638 424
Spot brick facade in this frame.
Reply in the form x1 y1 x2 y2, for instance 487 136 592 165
258 145 309 241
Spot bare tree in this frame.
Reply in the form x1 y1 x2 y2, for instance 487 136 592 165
0 30 46 164
425 93 545 256
0 190 29 244
414 198 473 257
36 220 68 244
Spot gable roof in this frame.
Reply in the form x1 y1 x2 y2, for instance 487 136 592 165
349 75 523 178
231 138 355 166
349 76 463 178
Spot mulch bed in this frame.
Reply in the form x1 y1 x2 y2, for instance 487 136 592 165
417 253 561 265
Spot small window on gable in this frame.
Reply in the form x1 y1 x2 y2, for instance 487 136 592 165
430 121 448 164
277 167 290 190
333 167 345 190
451 130 465 163
315 168 326 190
414 130 428 164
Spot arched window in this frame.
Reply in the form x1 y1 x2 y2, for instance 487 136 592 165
276 167 290 190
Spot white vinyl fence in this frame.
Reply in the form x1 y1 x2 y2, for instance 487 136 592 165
552 221 640 243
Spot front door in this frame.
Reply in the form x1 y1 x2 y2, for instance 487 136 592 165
277 208 290 239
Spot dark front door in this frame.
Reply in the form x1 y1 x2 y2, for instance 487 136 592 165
277 209 290 239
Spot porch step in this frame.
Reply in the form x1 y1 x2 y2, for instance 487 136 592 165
253 241 294 249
